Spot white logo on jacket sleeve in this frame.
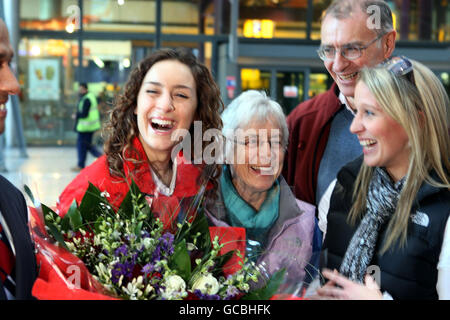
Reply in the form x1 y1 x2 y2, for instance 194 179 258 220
410 211 429 227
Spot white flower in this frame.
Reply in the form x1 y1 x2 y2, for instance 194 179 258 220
111 230 121 240
143 237 153 249
162 275 186 300
100 191 110 198
123 282 140 300
186 243 198 251
191 273 220 295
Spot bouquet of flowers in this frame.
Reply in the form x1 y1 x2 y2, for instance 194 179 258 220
26 181 285 300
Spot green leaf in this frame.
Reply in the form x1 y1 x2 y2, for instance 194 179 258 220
175 210 211 254
39 204 68 250
118 180 145 219
65 200 83 230
46 223 69 250
212 250 234 278
41 203 58 219
134 221 143 237
242 268 286 300
168 239 191 282
60 213 71 232
23 185 36 206
79 183 106 223
93 216 104 234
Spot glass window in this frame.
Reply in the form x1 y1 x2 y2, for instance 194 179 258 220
389 0 450 42
83 0 156 33
18 38 132 145
18 38 78 145
162 1 200 35
389 0 421 41
276 71 304 115
241 68 271 93
436 0 450 42
309 72 331 98
160 41 213 69
311 0 332 40
239 0 310 39
20 0 78 31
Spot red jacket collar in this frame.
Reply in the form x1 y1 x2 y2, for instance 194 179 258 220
124 136 211 197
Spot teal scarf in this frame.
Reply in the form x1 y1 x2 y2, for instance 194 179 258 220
220 165 280 250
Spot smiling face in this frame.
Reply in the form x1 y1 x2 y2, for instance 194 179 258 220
0 19 20 134
351 81 411 181
135 59 198 160
320 11 391 100
231 119 285 196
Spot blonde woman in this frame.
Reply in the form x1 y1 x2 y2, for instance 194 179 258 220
317 57 449 299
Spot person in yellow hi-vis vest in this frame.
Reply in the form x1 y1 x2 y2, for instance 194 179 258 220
72 83 102 172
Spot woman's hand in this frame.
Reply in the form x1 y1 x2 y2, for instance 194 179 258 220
313 269 383 300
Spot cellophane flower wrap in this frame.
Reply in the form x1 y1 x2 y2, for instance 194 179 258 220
26 180 285 300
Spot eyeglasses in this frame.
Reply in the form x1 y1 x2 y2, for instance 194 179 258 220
317 33 385 61
379 55 416 85
234 136 284 151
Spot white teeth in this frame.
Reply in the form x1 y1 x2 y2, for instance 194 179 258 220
151 118 174 126
0 104 5 110
251 166 273 172
360 139 377 147
340 72 358 80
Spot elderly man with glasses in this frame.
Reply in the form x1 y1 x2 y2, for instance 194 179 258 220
283 0 396 216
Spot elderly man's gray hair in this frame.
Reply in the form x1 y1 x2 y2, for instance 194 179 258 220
221 90 289 162
324 0 394 35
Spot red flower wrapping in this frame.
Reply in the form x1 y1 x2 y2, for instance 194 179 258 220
209 226 246 277
29 207 116 300
29 207 247 300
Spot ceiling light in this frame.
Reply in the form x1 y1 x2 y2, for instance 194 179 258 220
92 56 105 68
122 58 131 68
30 45 41 56
66 23 75 33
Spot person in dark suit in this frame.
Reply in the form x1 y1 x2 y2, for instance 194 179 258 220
0 18 37 300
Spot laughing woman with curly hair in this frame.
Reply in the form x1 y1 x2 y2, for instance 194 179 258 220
57 48 224 232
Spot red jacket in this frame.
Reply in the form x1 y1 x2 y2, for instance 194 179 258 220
282 83 341 206
57 137 209 231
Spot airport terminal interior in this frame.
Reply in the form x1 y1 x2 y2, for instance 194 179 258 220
7 0 449 145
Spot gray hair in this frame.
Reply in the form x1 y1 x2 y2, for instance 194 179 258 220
324 0 394 35
221 90 288 161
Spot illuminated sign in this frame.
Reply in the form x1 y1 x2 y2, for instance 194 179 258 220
243 19 274 38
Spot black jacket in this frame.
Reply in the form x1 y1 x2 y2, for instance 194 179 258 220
323 156 450 299
0 175 37 299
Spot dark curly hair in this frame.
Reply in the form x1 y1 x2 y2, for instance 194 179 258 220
103 47 224 189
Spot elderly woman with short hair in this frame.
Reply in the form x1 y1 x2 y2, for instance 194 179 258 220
205 90 317 286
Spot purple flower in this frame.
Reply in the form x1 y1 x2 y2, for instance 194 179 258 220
114 244 128 257
159 232 175 255
152 245 161 261
142 263 154 275
111 260 135 284
125 234 136 242
193 289 221 300
225 286 240 299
